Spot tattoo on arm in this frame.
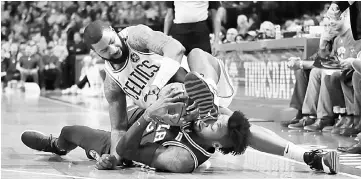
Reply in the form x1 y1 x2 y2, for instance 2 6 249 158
104 73 128 131
127 25 173 55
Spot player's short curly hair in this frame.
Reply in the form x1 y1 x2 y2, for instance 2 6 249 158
218 110 251 155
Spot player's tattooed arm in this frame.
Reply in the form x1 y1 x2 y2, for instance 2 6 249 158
126 25 185 64
104 73 128 162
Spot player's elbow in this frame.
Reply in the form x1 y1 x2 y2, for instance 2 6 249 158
163 40 185 62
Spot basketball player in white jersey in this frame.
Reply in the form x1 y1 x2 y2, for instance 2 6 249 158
83 20 234 167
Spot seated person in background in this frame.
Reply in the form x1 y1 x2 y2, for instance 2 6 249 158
259 21 275 39
281 52 320 128
331 49 361 137
281 17 335 128
337 58 361 153
317 10 361 135
222 28 237 44
235 34 244 43
62 50 105 95
16 42 42 92
287 12 353 132
1 50 11 91
41 47 62 90
1 43 21 91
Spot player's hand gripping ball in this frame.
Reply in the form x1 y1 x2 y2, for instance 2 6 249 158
155 83 188 126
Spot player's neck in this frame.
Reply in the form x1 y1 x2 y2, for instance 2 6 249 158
188 132 213 150
110 62 126 70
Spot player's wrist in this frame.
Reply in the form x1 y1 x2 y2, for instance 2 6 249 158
143 111 154 122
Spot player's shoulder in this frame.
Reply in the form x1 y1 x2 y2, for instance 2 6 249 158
156 145 195 172
121 25 152 38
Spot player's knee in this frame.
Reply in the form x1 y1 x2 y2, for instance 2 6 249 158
188 48 204 59
188 48 208 67
309 68 322 79
60 125 85 139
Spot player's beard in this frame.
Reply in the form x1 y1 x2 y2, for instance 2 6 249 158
103 35 130 64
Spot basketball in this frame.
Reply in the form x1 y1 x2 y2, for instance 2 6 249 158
158 83 188 126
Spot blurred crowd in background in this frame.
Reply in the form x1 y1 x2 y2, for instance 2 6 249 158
1 1 331 93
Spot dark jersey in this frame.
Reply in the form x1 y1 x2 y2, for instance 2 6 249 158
127 109 214 171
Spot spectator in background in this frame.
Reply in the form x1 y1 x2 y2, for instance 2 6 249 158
235 34 244 43
295 12 354 132
337 56 361 153
16 43 42 92
48 33 60 49
129 3 146 24
303 18 316 34
1 43 20 91
62 50 105 96
223 28 238 44
259 21 275 39
1 24 9 42
49 24 62 41
32 32 47 54
1 49 10 91
47 7 67 27
63 31 89 88
281 15 338 128
237 14 249 37
248 13 260 31
41 47 62 90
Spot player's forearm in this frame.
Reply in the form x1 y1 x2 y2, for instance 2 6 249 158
164 9 174 35
116 114 151 158
110 130 126 159
151 40 185 89
108 105 127 158
108 103 128 131
211 8 222 44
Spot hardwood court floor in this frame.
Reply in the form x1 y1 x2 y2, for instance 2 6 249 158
1 91 361 179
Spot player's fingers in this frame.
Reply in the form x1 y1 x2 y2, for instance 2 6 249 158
164 113 180 121
183 108 199 122
165 102 186 111
165 89 185 99
166 95 188 103
89 150 101 162
95 161 107 170
187 101 198 111
98 155 113 169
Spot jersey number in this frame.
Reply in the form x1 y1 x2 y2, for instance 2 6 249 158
146 123 170 142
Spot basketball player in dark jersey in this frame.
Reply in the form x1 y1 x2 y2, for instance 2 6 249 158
21 89 250 173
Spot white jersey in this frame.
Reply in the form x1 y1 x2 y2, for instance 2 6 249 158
104 45 176 108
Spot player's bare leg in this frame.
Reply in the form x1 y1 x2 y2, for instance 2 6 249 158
249 124 339 174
